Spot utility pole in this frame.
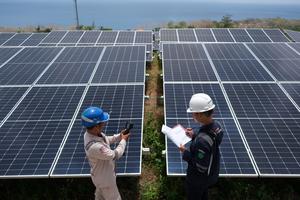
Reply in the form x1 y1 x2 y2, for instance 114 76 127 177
74 0 80 30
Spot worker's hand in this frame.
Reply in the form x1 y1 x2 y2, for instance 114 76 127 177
185 128 194 138
179 144 186 153
120 129 130 141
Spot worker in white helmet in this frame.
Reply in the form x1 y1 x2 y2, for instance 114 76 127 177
179 93 224 200
82 107 130 200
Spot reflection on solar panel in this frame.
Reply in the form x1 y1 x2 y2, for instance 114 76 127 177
246 29 272 42
247 43 300 81
194 29 215 42
3 33 32 46
21 33 48 46
41 31 67 44
97 31 118 44
0 33 16 45
78 31 101 44
59 31 84 44
178 29 197 42
288 43 300 54
205 43 273 81
212 29 234 42
264 29 290 42
285 30 300 42
116 31 135 44
229 29 253 42
160 29 178 42
0 48 21 64
0 48 62 85
282 83 300 108
166 118 257 175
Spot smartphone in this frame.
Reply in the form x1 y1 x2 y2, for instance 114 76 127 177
123 122 134 135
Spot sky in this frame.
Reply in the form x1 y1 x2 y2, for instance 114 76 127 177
3 0 300 4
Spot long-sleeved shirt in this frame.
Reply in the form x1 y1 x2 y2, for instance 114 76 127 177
84 132 126 188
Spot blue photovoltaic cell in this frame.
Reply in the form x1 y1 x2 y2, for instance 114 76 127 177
166 118 256 175
282 84 300 107
224 83 300 118
0 120 71 176
160 29 178 42
205 43 273 81
52 119 142 175
263 29 290 42
2 33 32 46
212 29 234 42
101 46 145 62
246 29 272 42
78 31 101 44
134 31 152 44
238 118 300 175
229 29 253 42
0 87 28 122
8 86 85 121
0 33 15 45
163 43 207 60
177 29 197 42
92 61 145 83
55 47 103 63
97 31 118 44
21 33 48 46
164 83 232 119
247 43 300 81
289 43 300 54
59 31 84 44
285 30 300 42
78 85 144 119
194 29 215 42
164 59 217 82
41 31 67 44
0 48 21 64
116 31 135 44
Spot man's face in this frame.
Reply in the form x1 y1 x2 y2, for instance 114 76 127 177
94 122 106 134
192 112 204 124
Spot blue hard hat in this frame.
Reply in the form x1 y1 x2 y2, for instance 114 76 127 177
81 107 110 128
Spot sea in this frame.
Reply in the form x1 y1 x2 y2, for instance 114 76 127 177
1 1 300 29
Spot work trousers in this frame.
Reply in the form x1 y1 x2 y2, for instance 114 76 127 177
95 184 121 200
185 180 208 200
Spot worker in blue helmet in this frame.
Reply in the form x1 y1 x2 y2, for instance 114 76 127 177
82 106 130 200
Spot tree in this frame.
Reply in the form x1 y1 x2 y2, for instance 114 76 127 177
219 15 234 28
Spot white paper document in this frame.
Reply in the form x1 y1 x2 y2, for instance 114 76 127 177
161 124 191 147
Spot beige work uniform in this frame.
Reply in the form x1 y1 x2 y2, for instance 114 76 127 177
84 132 126 200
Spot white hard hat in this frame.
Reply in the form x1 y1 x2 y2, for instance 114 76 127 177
187 93 215 113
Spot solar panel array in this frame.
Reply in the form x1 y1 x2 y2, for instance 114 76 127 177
284 30 300 42
0 44 146 178
160 28 291 43
163 42 300 177
0 30 153 61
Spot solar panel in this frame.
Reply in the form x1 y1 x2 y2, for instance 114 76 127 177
177 29 197 42
78 31 101 44
2 33 32 46
135 31 152 44
40 31 67 44
8 86 85 121
205 43 273 81
21 33 48 46
246 29 272 42
247 43 300 81
282 83 300 108
0 120 71 177
163 43 207 60
0 33 16 45
263 29 290 42
97 31 118 44
194 29 215 42
238 118 300 175
78 85 144 119
164 83 232 119
0 87 28 122
59 31 84 44
288 43 300 54
51 119 143 176
160 29 178 42
224 83 300 118
116 31 135 44
101 46 145 62
166 118 257 175
229 29 253 42
212 29 234 42
285 30 300 42
0 47 21 64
